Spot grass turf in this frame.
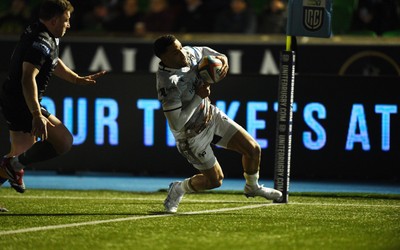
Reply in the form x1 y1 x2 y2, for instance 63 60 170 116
0 189 399 250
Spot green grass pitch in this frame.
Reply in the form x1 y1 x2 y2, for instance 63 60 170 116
0 189 399 250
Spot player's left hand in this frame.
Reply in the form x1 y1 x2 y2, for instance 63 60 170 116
216 55 229 79
75 70 107 85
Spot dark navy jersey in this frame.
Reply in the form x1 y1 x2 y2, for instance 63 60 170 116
2 21 59 102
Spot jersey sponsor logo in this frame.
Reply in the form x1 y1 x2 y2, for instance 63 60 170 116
32 41 50 56
189 83 195 94
38 36 53 49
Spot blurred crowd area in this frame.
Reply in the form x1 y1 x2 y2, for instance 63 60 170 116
0 0 399 37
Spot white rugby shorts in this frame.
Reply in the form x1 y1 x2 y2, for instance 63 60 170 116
176 105 241 171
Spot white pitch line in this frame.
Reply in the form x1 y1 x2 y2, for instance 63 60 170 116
290 202 400 208
1 195 399 207
0 203 273 236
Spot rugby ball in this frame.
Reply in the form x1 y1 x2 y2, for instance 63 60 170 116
197 55 223 84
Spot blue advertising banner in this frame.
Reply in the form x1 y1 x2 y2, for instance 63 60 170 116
0 73 398 181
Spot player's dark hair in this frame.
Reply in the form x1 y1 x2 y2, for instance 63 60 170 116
39 0 74 20
154 34 177 58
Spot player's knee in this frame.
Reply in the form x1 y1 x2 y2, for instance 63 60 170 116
208 175 223 189
208 180 222 189
247 141 261 159
57 133 73 154
63 133 73 152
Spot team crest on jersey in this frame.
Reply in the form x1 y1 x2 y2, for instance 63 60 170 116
303 0 325 31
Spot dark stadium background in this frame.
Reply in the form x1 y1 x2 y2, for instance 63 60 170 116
0 36 398 182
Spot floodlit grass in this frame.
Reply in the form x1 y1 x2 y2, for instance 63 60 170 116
0 189 399 250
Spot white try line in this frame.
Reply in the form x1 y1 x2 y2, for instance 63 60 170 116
0 203 274 236
290 202 400 208
1 196 399 236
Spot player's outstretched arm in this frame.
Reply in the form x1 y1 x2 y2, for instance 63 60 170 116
54 59 107 85
75 70 107 85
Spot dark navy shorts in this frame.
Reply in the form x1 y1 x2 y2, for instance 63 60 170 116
0 94 51 133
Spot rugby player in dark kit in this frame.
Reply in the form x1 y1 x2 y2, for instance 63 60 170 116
0 0 106 193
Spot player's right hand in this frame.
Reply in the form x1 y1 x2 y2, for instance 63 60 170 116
31 115 55 140
195 83 211 99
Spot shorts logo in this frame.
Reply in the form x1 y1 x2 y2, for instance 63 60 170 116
303 0 325 32
198 151 206 158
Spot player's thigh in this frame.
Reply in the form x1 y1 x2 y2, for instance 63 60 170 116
226 126 260 156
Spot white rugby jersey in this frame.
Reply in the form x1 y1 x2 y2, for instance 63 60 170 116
156 46 224 139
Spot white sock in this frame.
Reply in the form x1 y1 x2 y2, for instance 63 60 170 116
244 172 260 187
181 178 195 193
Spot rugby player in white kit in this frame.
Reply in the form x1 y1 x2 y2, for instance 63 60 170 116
154 34 282 213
